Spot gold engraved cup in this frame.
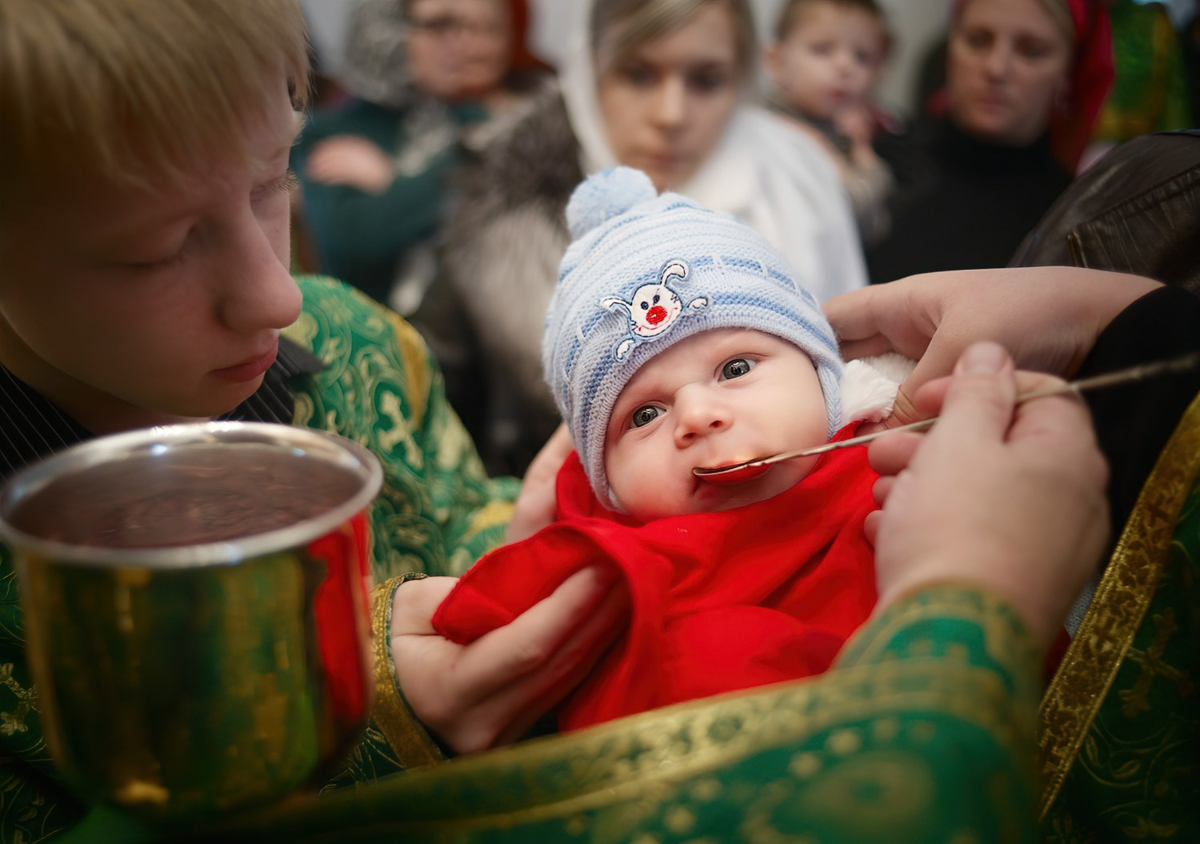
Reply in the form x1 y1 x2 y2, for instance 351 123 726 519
0 422 382 825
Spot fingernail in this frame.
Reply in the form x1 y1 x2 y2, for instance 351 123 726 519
957 343 1005 375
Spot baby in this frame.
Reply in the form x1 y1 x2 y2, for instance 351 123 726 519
767 0 895 243
433 167 897 731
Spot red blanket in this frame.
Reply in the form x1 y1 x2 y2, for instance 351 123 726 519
434 424 880 731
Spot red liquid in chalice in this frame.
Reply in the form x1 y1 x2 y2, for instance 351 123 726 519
10 445 362 548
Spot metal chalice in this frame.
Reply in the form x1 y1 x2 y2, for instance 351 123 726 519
0 422 382 825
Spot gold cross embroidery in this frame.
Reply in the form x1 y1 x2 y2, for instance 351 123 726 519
1119 609 1196 718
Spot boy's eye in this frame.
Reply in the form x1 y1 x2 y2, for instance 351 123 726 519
125 251 184 271
257 168 300 198
721 358 754 380
631 406 662 428
122 237 191 270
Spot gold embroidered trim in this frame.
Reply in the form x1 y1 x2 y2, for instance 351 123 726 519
299 660 1020 836
845 586 1037 694
369 574 445 769
1037 389 1200 818
269 586 1030 834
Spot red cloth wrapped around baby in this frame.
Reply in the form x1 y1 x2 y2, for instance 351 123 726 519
433 424 880 731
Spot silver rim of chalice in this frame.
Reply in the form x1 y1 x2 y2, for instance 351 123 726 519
0 421 383 568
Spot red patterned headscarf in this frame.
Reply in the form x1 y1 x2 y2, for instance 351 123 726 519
1046 0 1114 169
944 0 1114 170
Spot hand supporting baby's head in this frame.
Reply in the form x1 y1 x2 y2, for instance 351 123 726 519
543 167 845 516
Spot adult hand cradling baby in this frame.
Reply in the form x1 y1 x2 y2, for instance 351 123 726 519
825 267 1161 427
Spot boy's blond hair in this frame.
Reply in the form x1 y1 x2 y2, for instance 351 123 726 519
0 0 310 212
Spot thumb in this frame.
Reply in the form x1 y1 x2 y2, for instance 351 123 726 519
933 342 1017 445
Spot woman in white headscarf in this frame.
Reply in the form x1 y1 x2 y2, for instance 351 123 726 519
438 0 866 474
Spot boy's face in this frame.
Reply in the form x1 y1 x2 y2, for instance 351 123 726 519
768 2 886 121
604 328 828 523
0 76 303 432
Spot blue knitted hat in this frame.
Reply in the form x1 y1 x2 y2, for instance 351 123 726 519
543 167 844 508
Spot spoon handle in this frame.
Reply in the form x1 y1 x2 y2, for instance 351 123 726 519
697 351 1200 473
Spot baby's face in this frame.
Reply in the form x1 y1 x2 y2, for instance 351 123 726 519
768 2 886 121
604 328 829 523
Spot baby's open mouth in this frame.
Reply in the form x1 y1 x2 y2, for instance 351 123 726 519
694 462 772 486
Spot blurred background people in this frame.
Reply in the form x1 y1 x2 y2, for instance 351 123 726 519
766 0 897 244
433 0 867 476
865 0 1114 284
292 0 549 310
1187 4 1200 123
1091 0 1193 154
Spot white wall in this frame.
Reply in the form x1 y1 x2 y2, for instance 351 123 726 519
300 0 355 78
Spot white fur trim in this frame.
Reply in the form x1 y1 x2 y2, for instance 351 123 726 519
839 353 917 424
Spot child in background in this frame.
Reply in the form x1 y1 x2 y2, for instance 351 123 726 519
767 0 895 243
433 167 902 731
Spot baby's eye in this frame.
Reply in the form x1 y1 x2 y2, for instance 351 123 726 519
631 405 662 428
721 358 754 380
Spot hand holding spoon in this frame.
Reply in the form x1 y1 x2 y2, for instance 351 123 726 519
693 352 1200 485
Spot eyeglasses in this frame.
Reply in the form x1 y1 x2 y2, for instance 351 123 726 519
406 15 505 38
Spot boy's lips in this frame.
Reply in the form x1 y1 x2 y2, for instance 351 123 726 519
211 341 279 383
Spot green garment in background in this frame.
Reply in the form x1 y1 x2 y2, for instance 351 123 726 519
0 275 518 842
1095 0 1194 145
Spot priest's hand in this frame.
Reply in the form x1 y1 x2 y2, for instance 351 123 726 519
865 342 1109 649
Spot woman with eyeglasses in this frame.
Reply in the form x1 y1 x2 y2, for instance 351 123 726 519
291 0 549 310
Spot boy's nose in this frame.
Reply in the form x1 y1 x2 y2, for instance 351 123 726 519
215 212 303 333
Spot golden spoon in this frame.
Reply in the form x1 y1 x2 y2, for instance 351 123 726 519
693 351 1200 484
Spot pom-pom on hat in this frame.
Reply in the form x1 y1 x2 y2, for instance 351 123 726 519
543 167 844 509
